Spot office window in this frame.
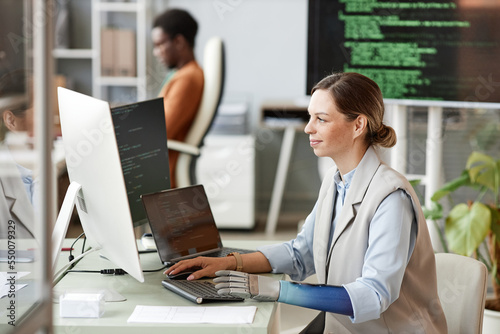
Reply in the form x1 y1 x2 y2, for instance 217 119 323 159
407 107 500 209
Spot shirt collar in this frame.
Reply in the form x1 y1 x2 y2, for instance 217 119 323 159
16 163 33 181
333 168 356 190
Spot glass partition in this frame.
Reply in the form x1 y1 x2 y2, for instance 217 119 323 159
0 0 54 332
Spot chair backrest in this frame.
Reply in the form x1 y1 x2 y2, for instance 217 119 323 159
435 252 488 334
175 36 225 187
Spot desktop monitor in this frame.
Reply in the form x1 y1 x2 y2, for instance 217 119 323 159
111 98 170 227
54 87 145 282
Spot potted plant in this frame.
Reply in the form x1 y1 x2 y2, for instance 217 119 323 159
425 151 500 332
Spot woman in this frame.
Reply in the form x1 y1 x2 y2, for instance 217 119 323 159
165 72 447 333
1 99 36 239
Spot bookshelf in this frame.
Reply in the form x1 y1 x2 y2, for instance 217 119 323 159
53 0 148 104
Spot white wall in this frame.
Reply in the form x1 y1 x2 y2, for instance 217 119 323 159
153 0 309 128
150 0 320 222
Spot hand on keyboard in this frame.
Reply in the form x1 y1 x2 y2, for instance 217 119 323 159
164 256 237 280
213 270 280 301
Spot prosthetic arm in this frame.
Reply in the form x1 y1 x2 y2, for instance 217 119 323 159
214 271 353 316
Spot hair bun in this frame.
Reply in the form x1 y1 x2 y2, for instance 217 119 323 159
372 124 397 148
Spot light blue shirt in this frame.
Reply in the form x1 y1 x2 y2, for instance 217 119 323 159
16 163 35 205
258 169 417 323
328 169 354 249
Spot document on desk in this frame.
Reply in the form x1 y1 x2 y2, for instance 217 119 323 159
0 283 28 298
1 272 30 282
127 305 257 324
0 272 30 298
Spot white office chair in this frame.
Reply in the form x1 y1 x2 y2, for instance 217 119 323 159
435 252 488 334
167 36 225 188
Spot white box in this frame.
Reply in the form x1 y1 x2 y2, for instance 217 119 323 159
196 135 255 229
60 292 105 318
115 29 136 77
100 28 115 76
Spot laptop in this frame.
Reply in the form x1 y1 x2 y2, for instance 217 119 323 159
140 184 253 266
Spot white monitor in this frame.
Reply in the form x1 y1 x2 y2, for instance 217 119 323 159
53 87 144 282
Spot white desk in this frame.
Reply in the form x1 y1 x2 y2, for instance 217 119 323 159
52 240 285 334
0 238 53 331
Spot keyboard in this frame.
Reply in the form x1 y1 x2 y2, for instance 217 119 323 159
161 279 244 304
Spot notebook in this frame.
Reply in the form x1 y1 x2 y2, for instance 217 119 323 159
140 184 253 266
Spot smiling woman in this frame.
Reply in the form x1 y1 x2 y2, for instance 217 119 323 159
305 72 397 175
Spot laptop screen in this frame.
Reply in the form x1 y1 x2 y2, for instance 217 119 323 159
141 185 223 262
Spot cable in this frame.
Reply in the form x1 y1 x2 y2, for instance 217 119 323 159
68 232 85 263
143 265 168 273
138 249 157 254
53 247 98 280
60 236 166 278
81 236 87 255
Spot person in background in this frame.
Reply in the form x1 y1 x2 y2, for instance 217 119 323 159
152 8 204 188
165 72 447 333
0 71 36 238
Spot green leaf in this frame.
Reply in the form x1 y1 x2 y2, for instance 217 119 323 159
493 263 500 286
490 207 500 245
431 171 470 202
466 151 499 192
445 202 491 256
409 179 421 187
466 151 495 169
423 201 443 220
466 151 495 171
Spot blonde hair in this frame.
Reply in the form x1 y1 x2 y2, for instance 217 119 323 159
312 72 397 148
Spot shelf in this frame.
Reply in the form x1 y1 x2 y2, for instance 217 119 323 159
54 0 148 101
97 76 141 86
53 49 95 59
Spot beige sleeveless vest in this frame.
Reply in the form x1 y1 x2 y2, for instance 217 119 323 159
313 147 447 333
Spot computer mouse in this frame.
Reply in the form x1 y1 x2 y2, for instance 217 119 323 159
167 271 194 280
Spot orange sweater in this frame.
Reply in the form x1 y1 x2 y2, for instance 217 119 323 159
158 61 204 188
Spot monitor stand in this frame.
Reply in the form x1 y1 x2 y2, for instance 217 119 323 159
52 181 82 271
53 181 125 302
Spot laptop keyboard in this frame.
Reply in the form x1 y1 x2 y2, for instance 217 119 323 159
162 279 244 304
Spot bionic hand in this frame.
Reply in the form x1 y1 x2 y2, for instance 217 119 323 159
214 270 280 301
215 270 354 316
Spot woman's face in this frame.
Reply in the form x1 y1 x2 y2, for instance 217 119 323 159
304 89 358 160
2 109 28 133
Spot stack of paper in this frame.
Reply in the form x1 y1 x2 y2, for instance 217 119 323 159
127 305 257 324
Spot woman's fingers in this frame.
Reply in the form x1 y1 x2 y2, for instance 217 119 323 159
164 256 234 279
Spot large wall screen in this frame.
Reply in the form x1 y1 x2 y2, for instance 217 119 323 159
307 0 500 105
